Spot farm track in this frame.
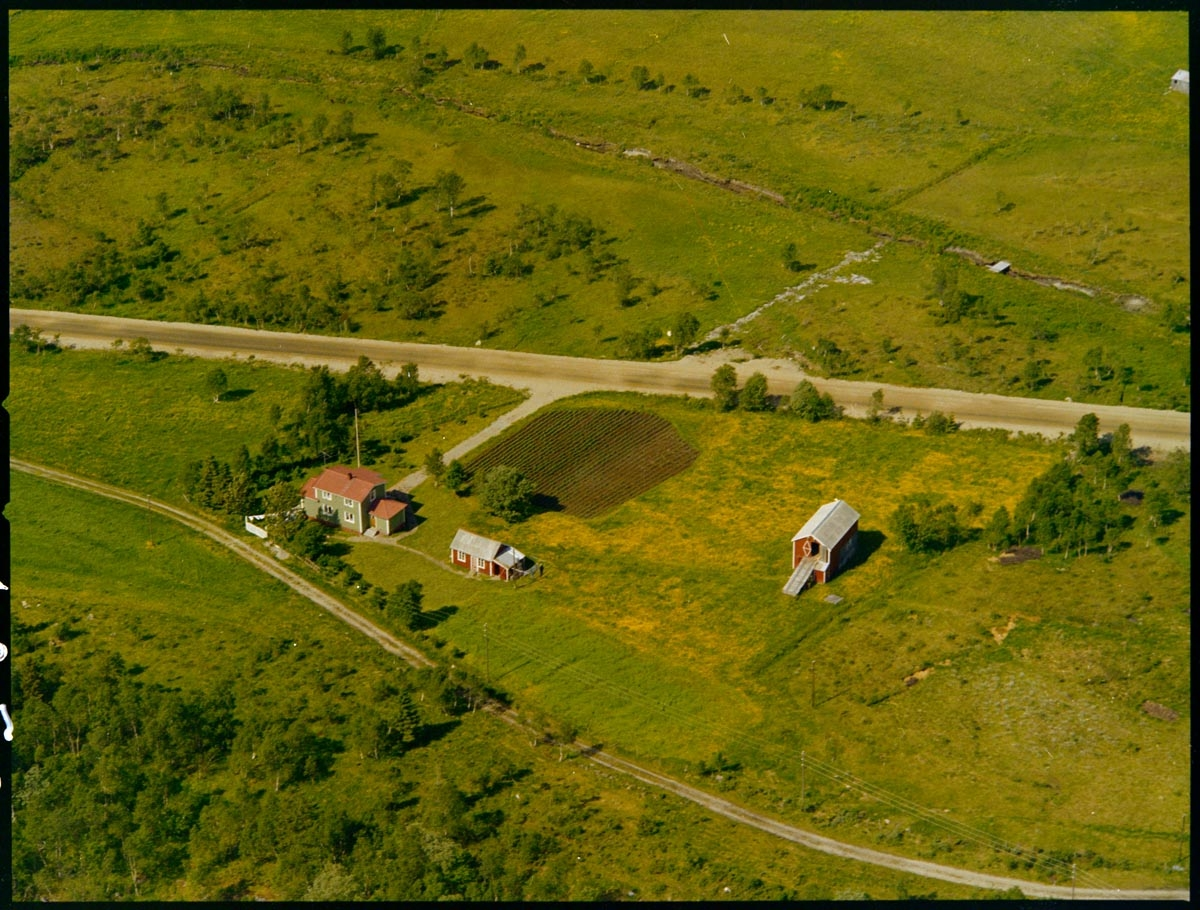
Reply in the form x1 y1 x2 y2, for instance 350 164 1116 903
9 459 1189 900
9 310 1190 452
9 458 435 670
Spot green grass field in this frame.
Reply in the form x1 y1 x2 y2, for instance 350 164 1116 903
10 469 994 901
735 239 1190 409
7 8 1190 892
6 346 525 502
347 391 1191 887
8 10 1190 406
8 344 1191 886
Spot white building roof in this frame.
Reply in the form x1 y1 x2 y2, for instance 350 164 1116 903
494 546 527 568
450 528 504 561
450 528 526 567
989 260 1012 273
792 499 860 549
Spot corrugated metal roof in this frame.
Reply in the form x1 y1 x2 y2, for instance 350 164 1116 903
494 545 526 568
792 499 859 548
450 528 504 561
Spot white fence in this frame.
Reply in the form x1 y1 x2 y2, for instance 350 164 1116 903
245 515 269 539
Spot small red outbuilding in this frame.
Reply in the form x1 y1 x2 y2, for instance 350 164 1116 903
784 499 859 596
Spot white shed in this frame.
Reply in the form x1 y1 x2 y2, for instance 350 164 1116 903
1169 70 1189 95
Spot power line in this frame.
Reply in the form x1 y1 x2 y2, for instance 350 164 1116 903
472 619 1118 892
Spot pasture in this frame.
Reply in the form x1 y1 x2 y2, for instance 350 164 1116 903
8 470 987 901
6 343 1190 887
7 7 1191 890
464 407 698 517
735 239 1190 410
360 392 1190 887
8 9 1190 406
6 345 525 502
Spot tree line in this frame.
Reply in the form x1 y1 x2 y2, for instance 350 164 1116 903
888 414 1189 557
709 364 841 420
180 356 420 519
8 625 524 901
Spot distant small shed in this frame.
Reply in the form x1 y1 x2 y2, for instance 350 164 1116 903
783 499 859 596
1169 69 1189 94
989 260 1012 274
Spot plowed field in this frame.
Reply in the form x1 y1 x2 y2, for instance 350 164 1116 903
465 408 698 518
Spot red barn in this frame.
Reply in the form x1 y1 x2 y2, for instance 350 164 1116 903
450 529 530 581
784 499 859 596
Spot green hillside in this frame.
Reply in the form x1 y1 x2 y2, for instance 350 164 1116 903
8 10 1190 407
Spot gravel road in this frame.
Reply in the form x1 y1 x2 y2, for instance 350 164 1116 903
10 309 1190 453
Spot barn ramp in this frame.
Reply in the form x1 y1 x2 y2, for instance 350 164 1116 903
783 556 818 596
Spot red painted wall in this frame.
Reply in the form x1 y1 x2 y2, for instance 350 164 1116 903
791 521 859 582
824 520 859 580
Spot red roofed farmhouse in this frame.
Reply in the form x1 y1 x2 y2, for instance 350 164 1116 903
783 499 859 596
301 465 408 536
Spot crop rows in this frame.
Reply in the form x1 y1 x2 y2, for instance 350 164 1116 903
466 408 698 518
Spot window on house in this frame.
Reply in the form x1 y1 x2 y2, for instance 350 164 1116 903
344 511 355 524
474 556 488 571
343 496 354 507
321 490 332 500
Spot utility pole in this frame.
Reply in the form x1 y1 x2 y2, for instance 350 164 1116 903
354 407 361 467
810 660 816 709
801 750 806 807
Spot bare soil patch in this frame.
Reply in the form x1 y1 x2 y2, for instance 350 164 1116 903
1141 701 1178 721
995 545 1043 566
466 407 697 518
990 612 1041 645
904 667 935 687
